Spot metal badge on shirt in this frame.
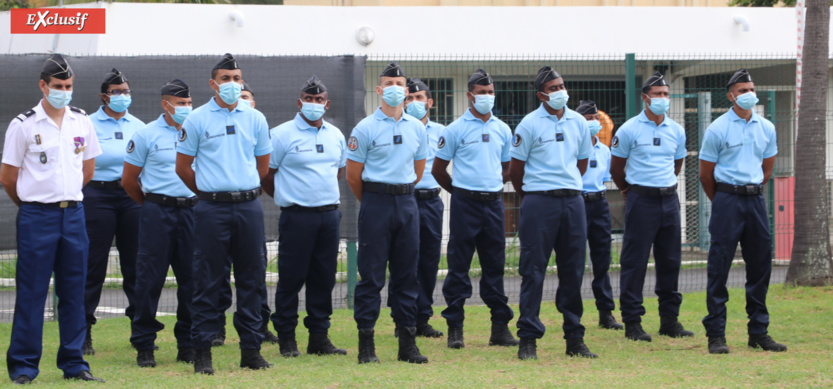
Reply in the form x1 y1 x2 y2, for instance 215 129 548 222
115 132 123 140
316 144 324 153
393 135 402 145
226 125 236 135
653 137 661 146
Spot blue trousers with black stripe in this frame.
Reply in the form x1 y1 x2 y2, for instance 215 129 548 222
7 204 90 381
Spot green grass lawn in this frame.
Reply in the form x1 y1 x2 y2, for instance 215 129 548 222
0 286 831 387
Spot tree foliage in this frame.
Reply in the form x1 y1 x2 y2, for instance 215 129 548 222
731 0 833 5
0 0 31 11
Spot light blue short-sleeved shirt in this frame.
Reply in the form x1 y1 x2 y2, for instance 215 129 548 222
124 114 195 198
582 137 612 193
415 120 445 190
346 108 428 184
510 104 593 191
89 106 145 181
610 110 687 187
435 108 512 192
270 113 347 207
176 97 272 192
699 109 777 185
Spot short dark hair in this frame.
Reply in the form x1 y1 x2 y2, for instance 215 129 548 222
39 73 51 85
211 68 218 79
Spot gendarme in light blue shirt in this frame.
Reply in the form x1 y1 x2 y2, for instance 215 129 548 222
89 106 145 181
435 108 511 192
346 108 428 184
270 113 347 207
582 136 612 193
124 114 195 198
510 104 593 191
700 108 777 185
415 120 445 190
610 110 687 188
176 97 272 192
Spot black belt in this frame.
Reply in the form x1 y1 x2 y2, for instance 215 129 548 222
582 191 606 201
454 187 503 201
197 188 261 202
281 204 339 212
415 188 441 200
88 180 122 190
526 189 581 198
628 184 677 196
716 183 763 195
145 193 198 207
363 182 415 195
22 201 80 208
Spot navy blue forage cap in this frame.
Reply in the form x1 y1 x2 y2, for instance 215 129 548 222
727 68 753 90
302 75 327 94
242 81 254 95
535 66 561 91
214 53 240 71
468 69 493 86
575 100 598 115
407 78 429 94
161 79 190 97
380 61 406 78
642 71 668 93
41 54 73 80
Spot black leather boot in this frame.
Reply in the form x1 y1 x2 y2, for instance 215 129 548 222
518 338 537 360
565 338 598 358
489 322 520 346
447 326 464 349
193 348 214 375
658 316 694 338
239 349 273 370
308 332 347 355
358 328 380 364
397 326 428 364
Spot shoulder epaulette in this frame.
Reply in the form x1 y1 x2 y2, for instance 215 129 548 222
69 106 86 115
15 110 35 122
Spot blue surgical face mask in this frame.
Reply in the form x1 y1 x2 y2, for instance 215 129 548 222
406 101 427 119
301 102 326 121
47 88 72 109
167 102 192 125
472 94 495 115
382 85 406 107
238 99 252 108
108 94 131 113
648 97 670 115
733 92 759 110
588 120 602 136
545 90 569 110
217 81 242 105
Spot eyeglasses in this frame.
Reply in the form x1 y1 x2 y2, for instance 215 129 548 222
107 89 131 96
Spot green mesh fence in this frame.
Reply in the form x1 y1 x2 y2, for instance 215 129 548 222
0 53 802 322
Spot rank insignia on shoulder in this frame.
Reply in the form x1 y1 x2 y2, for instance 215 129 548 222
69 106 86 115
16 110 35 122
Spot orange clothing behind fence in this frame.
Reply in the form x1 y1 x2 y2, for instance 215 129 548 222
597 110 614 147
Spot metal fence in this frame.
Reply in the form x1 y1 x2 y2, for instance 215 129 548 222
0 53 803 322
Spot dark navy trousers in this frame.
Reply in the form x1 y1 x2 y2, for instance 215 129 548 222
217 273 271 334
619 191 683 324
702 192 772 337
130 201 195 351
416 196 444 321
272 208 340 338
442 193 513 328
517 194 587 340
585 196 616 312
190 199 266 350
354 191 420 329
8 204 90 380
82 185 140 326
